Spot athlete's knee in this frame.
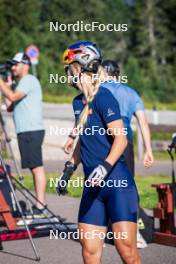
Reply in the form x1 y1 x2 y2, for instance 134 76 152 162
82 249 101 263
119 240 139 264
122 250 139 264
82 243 102 263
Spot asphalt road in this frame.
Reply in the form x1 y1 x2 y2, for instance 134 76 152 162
3 103 176 125
42 103 176 125
1 104 176 264
0 194 176 264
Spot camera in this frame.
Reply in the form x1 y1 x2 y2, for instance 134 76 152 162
0 62 12 81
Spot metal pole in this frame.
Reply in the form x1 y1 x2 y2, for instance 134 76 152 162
0 153 40 261
167 148 176 234
0 112 33 214
12 177 73 231
31 64 37 77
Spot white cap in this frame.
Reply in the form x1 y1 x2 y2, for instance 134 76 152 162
8 52 31 65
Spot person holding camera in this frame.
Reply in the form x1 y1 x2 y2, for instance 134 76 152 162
0 52 47 216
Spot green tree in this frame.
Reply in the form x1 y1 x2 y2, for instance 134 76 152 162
0 0 40 60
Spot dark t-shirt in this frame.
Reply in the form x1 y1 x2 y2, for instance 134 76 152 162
72 86 122 177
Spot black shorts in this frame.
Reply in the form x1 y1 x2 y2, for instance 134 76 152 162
123 141 135 176
17 130 45 169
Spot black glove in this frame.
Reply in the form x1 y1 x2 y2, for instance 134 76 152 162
56 161 77 195
87 160 112 186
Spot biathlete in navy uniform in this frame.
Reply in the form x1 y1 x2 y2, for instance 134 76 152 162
56 41 142 264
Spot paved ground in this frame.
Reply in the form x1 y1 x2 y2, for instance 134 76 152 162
3 104 176 162
42 103 176 125
3 103 176 124
1 104 176 263
0 194 176 264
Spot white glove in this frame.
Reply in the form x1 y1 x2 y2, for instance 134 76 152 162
87 161 112 186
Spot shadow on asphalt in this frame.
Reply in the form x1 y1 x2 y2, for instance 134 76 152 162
0 250 36 261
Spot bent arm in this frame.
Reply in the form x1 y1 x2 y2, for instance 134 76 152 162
69 138 81 167
4 98 14 112
69 123 78 139
105 119 128 166
0 79 25 102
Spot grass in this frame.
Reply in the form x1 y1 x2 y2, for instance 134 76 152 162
134 150 170 160
19 173 171 209
135 175 171 209
43 93 176 110
143 100 176 111
133 131 171 160
152 151 170 160
43 93 75 104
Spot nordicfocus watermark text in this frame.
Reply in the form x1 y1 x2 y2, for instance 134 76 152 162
49 126 128 137
49 74 128 84
50 229 128 240
50 178 128 189
50 21 128 32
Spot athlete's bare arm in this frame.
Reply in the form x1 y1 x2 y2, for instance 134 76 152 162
135 110 154 167
105 119 128 166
